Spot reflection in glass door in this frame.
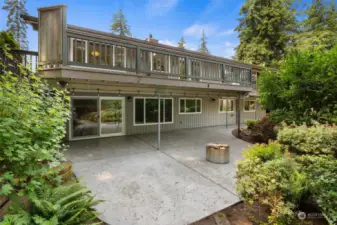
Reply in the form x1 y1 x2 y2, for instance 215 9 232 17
100 98 124 136
72 99 99 138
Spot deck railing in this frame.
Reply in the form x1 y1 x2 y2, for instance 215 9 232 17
1 49 38 74
66 32 253 87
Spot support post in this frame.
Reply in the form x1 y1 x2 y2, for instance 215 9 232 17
157 93 161 150
136 46 140 74
237 95 241 137
226 100 228 129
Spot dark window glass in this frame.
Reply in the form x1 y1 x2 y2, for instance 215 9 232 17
145 99 158 123
196 99 201 112
160 99 164 122
73 39 85 63
107 45 111 66
186 99 196 113
89 42 94 64
165 99 173 122
135 99 144 124
115 46 125 68
180 99 185 113
100 44 106 65
93 43 100 64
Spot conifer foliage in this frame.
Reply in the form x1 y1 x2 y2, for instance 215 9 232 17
198 30 209 54
235 0 297 67
110 8 132 37
2 0 29 49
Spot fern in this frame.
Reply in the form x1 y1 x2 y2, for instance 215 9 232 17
1 182 103 225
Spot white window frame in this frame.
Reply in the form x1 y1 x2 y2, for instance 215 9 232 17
218 98 235 113
133 97 174 126
179 98 202 114
69 38 88 63
243 100 256 112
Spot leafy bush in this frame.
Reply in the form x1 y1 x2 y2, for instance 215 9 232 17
245 119 257 129
1 182 103 225
259 46 337 125
236 156 308 224
278 124 337 155
242 141 283 162
296 155 337 223
251 116 277 143
0 49 70 196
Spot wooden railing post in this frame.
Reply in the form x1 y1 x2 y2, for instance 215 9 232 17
136 46 141 74
185 57 189 79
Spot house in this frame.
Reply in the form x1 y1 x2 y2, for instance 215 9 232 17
23 4 265 142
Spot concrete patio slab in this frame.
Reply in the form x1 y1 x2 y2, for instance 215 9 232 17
68 126 251 225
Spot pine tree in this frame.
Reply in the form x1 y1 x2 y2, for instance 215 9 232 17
293 0 337 51
110 9 131 37
2 0 28 49
235 0 297 67
178 36 185 48
198 30 209 54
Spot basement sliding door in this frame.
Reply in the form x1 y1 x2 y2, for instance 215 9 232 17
71 97 125 140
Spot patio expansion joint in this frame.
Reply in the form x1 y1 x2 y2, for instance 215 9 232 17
158 150 239 198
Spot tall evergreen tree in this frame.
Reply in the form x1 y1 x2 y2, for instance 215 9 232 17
110 9 131 37
2 0 28 49
178 36 185 48
235 0 297 67
292 0 337 51
198 30 209 54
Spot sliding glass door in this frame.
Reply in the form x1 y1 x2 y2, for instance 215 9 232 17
71 97 125 140
100 98 124 136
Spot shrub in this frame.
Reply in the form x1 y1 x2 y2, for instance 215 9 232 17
0 49 70 196
252 116 277 143
242 141 284 162
245 119 257 129
2 182 103 225
236 156 308 224
259 46 337 125
278 124 337 155
296 155 337 223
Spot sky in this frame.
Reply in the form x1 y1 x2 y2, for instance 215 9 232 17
0 0 248 58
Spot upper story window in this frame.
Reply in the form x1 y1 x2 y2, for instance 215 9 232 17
134 97 173 125
69 37 135 69
190 59 201 77
219 99 235 113
170 56 185 75
152 52 169 72
244 100 256 112
179 98 202 114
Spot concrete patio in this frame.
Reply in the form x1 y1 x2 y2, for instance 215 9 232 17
66 126 251 225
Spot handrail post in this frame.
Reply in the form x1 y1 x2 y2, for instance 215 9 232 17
136 46 140 74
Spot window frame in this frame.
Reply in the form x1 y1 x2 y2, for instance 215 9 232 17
133 97 174 126
178 98 202 114
243 100 256 112
218 98 236 113
69 38 88 63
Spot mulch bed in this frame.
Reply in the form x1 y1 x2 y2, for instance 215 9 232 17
232 129 257 144
190 201 329 225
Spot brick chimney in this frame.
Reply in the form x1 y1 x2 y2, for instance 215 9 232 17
146 33 158 44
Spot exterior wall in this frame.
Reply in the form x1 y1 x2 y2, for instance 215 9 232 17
66 91 265 139
125 96 238 135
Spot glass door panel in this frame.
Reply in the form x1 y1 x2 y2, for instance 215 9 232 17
100 98 124 135
72 99 99 138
